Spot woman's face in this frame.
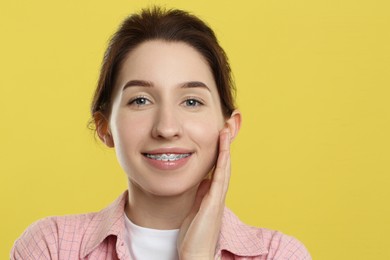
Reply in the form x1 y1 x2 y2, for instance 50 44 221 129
108 40 226 196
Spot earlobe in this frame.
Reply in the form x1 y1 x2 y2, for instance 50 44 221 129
225 109 242 142
94 112 114 147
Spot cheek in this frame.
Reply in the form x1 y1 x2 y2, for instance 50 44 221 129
111 113 151 148
183 116 222 159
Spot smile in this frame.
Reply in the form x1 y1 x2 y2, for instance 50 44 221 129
144 153 191 161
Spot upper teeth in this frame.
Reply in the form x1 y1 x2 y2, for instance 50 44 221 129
146 153 190 161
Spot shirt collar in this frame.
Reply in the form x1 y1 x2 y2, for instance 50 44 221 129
81 191 128 258
81 191 267 258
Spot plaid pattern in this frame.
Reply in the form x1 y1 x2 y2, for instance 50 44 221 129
11 191 311 259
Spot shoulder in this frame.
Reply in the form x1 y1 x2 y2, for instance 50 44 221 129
11 192 128 259
10 213 96 259
220 208 311 259
258 227 311 260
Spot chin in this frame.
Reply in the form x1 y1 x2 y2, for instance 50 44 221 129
146 181 200 197
126 162 215 198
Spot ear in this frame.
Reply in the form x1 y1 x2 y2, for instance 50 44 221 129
93 112 114 148
225 109 242 142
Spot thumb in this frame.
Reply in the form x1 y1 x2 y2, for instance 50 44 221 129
188 179 212 219
178 179 211 246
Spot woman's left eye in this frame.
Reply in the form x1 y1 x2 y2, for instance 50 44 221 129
183 98 203 107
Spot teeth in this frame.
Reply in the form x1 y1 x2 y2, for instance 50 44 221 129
145 153 190 161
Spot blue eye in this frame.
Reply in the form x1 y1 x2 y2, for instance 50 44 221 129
184 98 203 107
134 98 147 105
128 96 151 106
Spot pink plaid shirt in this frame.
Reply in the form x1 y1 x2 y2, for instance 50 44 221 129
11 191 311 259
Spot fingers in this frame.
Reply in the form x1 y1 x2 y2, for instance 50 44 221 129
186 129 231 216
209 129 231 202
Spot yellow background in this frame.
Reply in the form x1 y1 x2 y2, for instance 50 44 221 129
1 0 389 259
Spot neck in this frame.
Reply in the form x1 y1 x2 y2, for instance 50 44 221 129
125 181 198 230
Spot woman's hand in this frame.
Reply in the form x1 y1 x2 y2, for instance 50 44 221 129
177 129 231 260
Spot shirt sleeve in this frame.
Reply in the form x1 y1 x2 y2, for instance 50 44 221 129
11 217 60 260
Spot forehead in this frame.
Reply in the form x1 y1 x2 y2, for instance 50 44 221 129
115 40 217 91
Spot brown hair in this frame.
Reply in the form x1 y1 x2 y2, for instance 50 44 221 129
91 6 236 122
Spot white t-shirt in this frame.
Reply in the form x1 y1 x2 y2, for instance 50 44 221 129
124 214 180 260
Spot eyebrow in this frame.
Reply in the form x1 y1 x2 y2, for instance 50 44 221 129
123 80 153 90
181 81 210 92
122 80 210 92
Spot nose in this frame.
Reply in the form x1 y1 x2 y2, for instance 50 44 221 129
152 104 182 140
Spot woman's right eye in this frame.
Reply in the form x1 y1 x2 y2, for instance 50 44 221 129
128 97 151 107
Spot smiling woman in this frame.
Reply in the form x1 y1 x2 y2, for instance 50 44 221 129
105 41 226 198
11 7 311 260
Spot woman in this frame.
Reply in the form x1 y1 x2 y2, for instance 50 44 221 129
11 7 311 260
